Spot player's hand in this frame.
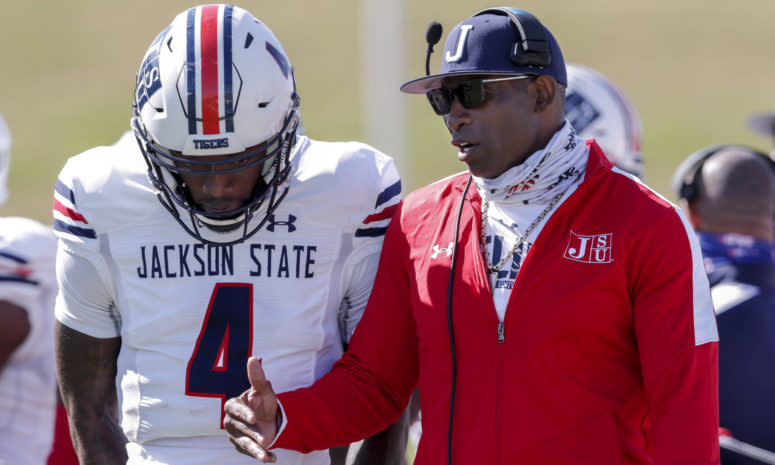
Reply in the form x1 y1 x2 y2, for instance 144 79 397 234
224 356 280 463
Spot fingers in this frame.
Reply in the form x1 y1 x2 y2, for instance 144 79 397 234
224 405 278 463
246 357 278 424
228 434 277 463
223 357 280 462
225 392 259 425
247 356 272 395
223 413 267 448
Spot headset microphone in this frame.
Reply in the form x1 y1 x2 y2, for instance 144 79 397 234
425 21 443 76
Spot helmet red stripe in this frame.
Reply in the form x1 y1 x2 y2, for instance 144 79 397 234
200 4 221 135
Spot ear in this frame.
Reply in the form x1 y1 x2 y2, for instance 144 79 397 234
679 198 701 228
532 75 557 111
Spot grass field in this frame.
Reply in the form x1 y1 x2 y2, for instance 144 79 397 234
1 0 774 224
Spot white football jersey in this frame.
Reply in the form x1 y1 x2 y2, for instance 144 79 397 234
53 134 401 465
0 217 58 465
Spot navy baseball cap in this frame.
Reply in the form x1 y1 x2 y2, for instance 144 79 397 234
401 8 566 94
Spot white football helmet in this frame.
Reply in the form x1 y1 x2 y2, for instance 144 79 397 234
131 4 300 245
0 113 10 207
565 63 644 179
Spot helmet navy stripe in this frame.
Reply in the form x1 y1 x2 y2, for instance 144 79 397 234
186 7 198 135
223 4 234 133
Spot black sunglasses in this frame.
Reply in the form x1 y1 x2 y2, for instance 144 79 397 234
425 75 533 115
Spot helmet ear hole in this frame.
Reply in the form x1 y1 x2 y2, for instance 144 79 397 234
131 4 300 245
564 63 644 179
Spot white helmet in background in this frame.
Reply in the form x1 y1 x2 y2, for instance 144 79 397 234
565 63 644 179
131 4 300 245
0 113 10 207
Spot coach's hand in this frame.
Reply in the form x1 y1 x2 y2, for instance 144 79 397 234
224 356 280 463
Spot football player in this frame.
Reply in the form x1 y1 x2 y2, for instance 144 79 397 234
0 112 60 464
53 5 404 465
564 63 644 179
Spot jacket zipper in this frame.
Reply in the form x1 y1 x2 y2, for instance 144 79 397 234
495 322 505 465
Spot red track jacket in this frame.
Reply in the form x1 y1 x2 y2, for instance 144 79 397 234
275 142 720 465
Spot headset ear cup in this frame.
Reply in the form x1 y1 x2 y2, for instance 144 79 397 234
474 7 551 68
679 183 698 203
511 40 551 67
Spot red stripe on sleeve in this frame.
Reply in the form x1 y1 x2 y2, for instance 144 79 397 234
362 203 400 225
53 198 88 224
200 4 221 135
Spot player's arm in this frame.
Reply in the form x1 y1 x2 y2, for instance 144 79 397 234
55 322 125 465
0 240 47 373
53 230 126 465
632 208 719 464
350 408 410 465
0 300 30 372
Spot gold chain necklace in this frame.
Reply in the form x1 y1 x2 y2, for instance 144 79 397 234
480 191 564 274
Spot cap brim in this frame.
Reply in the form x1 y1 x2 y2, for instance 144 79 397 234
747 112 775 137
399 70 527 94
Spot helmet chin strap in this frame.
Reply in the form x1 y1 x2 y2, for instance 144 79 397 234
188 176 270 232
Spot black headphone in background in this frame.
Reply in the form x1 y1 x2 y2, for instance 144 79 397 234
472 7 551 68
672 144 775 202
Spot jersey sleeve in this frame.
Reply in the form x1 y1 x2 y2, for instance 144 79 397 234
52 162 118 338
631 205 719 464
54 246 118 338
276 201 418 452
337 157 401 344
0 220 57 330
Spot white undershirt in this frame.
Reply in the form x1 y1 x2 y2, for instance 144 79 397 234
483 177 583 322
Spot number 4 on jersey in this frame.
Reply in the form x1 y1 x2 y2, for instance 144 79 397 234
185 283 253 428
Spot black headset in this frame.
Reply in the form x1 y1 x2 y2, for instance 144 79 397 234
673 144 775 202
472 7 551 68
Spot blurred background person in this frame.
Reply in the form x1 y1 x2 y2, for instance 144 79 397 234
747 107 775 158
674 144 775 464
0 112 60 465
564 63 645 180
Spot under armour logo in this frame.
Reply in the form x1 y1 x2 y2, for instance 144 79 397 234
266 214 297 232
431 242 455 259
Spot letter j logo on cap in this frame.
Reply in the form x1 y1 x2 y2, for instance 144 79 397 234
446 25 473 62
